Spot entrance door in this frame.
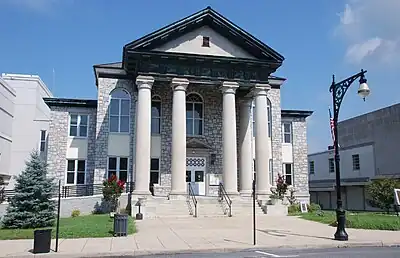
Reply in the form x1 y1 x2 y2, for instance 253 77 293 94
186 157 206 196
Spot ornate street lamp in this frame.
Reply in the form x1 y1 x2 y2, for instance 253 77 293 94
329 69 370 241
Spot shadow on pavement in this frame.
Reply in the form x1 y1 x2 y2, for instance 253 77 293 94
258 229 334 241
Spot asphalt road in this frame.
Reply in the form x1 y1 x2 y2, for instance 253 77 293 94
128 247 400 258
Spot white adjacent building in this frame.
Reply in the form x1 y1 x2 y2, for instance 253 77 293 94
0 78 16 185
0 74 53 189
309 102 400 211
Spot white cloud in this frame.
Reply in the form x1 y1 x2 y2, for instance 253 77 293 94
335 0 400 65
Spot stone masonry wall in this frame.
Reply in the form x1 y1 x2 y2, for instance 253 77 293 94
94 78 136 184
47 106 97 183
268 88 283 186
291 117 309 198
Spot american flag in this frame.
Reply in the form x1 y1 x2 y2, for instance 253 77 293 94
329 107 340 149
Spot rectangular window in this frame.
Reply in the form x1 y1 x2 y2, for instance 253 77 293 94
151 100 161 134
329 158 335 173
40 130 46 152
202 36 210 47
282 122 292 143
150 158 160 185
110 98 130 133
108 157 129 182
66 160 86 185
269 158 273 185
69 114 88 137
309 161 315 174
352 154 360 170
283 163 293 185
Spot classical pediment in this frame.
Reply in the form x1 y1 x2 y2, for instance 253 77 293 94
186 138 213 149
123 7 284 63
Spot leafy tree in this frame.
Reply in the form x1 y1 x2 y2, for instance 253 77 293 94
366 178 400 213
270 174 288 200
102 175 125 212
1 151 56 229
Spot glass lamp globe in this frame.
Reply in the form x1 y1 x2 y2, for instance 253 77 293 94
358 77 370 101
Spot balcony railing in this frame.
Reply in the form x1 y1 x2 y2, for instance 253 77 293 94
0 182 135 202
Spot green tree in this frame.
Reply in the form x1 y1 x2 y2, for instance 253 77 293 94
1 151 56 229
366 178 400 213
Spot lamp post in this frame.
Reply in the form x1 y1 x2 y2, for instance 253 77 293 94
330 69 370 241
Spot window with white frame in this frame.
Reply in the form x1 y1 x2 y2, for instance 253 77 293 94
108 157 128 182
269 158 273 185
150 158 160 185
352 154 360 170
309 161 315 174
282 122 292 143
66 160 86 185
109 88 130 133
186 93 203 136
282 163 293 185
252 99 272 137
329 158 334 173
40 130 46 153
151 95 161 134
252 158 273 184
69 114 88 137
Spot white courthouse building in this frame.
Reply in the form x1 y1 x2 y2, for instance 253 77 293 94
41 7 312 216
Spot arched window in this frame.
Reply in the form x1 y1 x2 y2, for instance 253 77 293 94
252 98 272 138
186 93 203 136
151 95 162 134
109 88 131 133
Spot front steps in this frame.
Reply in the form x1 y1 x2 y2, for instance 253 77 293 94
131 195 287 219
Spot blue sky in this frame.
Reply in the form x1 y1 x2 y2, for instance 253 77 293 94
1 0 399 153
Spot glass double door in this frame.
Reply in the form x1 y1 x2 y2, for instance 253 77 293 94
186 169 205 196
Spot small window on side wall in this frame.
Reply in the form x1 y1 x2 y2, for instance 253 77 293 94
352 154 360 170
202 36 210 47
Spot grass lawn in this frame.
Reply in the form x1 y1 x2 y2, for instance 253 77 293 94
0 214 136 240
297 211 400 231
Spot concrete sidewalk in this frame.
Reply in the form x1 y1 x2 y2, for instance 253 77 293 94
1 215 400 257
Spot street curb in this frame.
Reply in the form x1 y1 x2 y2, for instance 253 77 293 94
9 241 400 258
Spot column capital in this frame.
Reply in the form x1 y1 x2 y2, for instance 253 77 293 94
221 81 239 94
252 83 271 96
171 78 189 91
136 76 155 90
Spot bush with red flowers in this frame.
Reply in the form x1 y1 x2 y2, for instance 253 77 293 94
270 173 288 200
102 175 125 212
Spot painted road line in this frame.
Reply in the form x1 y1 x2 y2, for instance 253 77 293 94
255 250 299 258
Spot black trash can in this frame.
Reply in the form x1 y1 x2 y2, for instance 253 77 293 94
33 229 52 254
113 214 128 237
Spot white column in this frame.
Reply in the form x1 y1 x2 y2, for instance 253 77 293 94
133 76 154 196
221 81 239 195
169 78 190 197
253 84 271 197
239 99 253 196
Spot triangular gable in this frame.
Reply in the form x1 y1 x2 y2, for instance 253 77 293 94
124 6 284 63
186 138 213 149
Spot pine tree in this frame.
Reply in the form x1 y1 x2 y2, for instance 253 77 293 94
2 151 56 229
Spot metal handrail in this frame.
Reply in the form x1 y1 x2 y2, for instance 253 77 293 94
218 183 232 217
187 183 198 217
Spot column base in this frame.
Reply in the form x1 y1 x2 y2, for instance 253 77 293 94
132 190 151 197
256 190 271 200
239 190 253 197
168 191 187 200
